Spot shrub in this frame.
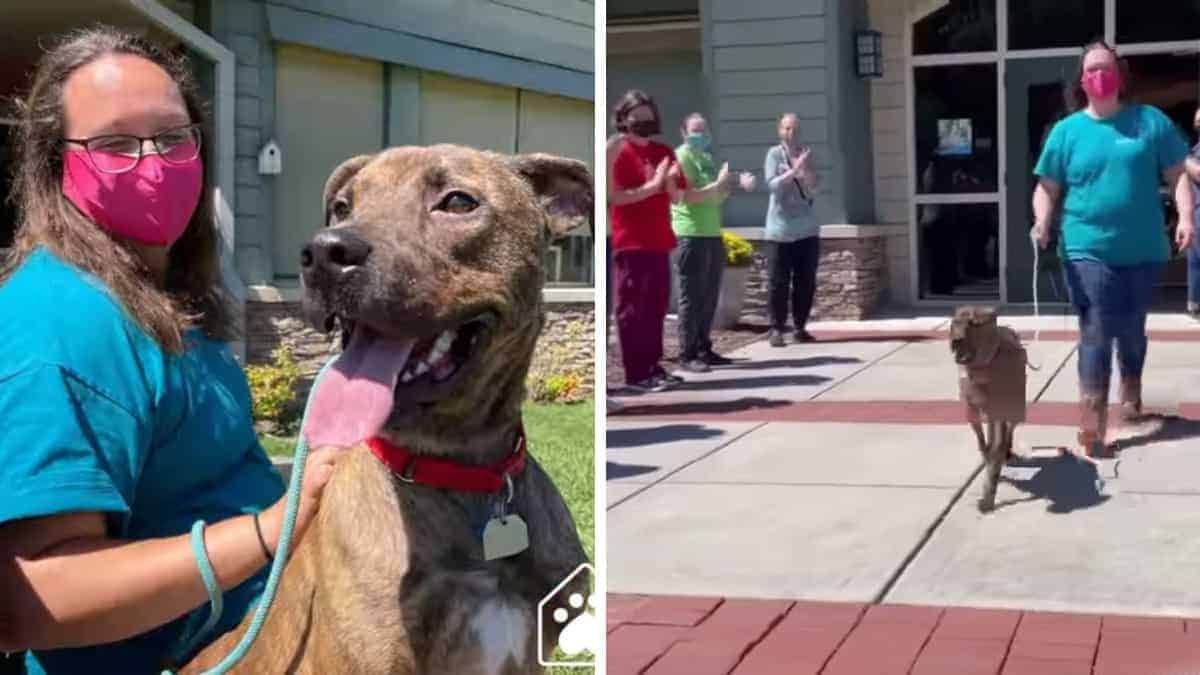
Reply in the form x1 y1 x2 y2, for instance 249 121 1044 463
245 346 301 431
723 230 755 267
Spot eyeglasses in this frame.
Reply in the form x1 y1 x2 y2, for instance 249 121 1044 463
62 123 202 174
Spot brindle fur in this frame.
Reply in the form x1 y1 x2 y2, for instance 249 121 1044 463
183 146 593 674
950 306 1023 513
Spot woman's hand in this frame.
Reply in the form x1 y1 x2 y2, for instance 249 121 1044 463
258 446 343 558
0 444 343 653
1177 218 1195 253
646 158 671 192
1031 222 1052 250
738 171 757 191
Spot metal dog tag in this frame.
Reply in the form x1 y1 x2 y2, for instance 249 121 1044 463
483 514 529 561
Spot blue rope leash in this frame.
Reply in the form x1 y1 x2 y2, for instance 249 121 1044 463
161 356 337 675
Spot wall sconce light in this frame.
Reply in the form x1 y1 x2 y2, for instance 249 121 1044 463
855 29 884 79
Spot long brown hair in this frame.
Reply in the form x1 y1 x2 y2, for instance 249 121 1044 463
2 25 236 353
1067 40 1132 113
611 89 661 135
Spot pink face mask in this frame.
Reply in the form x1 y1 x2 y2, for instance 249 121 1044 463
62 149 203 247
1081 69 1121 102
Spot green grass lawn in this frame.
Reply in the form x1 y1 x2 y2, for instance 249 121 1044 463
261 399 596 672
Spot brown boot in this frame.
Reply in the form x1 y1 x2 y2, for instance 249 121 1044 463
1119 376 1142 422
1077 392 1109 458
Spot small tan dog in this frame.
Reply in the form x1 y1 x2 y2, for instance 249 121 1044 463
950 306 1028 513
182 146 592 674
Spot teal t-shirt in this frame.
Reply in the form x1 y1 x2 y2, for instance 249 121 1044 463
1034 103 1188 266
0 247 285 674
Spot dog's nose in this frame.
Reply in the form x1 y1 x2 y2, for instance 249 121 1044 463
301 229 372 272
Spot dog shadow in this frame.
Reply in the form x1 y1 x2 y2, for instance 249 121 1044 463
991 455 1111 514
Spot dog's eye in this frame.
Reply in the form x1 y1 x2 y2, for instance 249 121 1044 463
435 191 480 215
331 198 351 222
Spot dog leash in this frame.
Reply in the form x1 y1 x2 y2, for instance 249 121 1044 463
161 356 338 675
1028 235 1043 372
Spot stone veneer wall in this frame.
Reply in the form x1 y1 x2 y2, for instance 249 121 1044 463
244 300 595 399
743 236 888 322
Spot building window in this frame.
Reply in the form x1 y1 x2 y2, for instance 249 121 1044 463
0 123 16 249
547 232 594 287
1008 0 1103 51
913 0 997 55
914 64 999 195
918 203 1000 300
1117 1 1200 44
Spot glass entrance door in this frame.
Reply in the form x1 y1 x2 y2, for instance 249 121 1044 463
913 63 1001 301
1003 56 1076 305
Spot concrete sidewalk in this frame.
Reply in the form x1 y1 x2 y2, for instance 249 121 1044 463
607 313 1200 625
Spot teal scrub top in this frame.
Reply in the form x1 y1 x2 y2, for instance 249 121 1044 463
0 247 285 674
1034 103 1188 266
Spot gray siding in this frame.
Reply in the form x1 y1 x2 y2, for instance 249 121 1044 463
265 0 592 74
211 0 277 284
209 0 593 284
829 0 875 224
704 0 835 228
702 0 876 228
607 51 707 143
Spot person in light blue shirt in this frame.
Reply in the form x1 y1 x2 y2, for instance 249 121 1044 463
1032 41 1195 459
0 27 339 674
763 113 821 347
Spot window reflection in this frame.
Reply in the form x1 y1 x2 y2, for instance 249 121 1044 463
1117 1 1200 43
547 232 594 286
914 65 999 194
913 0 997 55
1008 0 1102 51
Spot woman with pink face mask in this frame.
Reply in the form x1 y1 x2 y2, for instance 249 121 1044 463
1032 41 1195 459
0 27 340 674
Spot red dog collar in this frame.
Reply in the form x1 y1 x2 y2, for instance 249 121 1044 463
365 427 527 494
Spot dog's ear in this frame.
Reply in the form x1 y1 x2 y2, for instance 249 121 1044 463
508 153 594 240
323 154 375 222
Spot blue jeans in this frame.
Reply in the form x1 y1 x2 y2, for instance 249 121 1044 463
1189 239 1200 306
1063 259 1162 395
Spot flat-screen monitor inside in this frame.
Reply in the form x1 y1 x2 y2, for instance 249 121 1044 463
935 118 973 157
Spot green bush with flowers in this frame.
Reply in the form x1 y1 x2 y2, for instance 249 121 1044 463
723 230 755 267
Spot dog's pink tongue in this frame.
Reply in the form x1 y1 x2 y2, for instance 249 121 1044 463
302 329 416 448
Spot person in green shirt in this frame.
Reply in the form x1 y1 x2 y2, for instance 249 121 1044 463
670 113 756 373
1033 41 1195 458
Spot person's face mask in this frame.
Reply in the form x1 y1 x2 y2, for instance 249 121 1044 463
1081 68 1121 102
685 132 711 151
624 118 660 138
62 149 203 247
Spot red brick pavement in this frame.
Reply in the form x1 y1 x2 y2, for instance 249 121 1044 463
608 594 1200 675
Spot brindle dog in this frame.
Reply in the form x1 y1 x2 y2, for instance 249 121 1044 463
183 146 592 674
950 306 1028 513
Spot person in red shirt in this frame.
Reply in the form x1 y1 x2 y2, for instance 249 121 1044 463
608 90 689 391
